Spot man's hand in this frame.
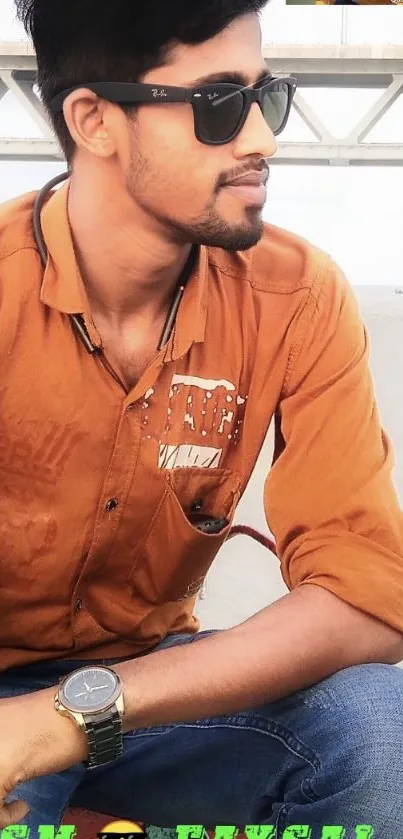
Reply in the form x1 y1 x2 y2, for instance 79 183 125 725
0 687 88 828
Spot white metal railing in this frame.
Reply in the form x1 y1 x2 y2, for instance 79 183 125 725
0 42 403 165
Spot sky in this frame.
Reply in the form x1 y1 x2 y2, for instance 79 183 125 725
0 0 403 287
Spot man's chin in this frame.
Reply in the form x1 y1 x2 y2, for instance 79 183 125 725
204 218 265 251
163 210 264 251
221 227 264 251
191 210 265 251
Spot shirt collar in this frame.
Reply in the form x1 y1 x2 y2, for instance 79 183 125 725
165 242 208 362
38 177 208 356
39 179 89 315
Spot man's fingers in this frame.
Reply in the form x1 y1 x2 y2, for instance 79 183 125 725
0 798 30 828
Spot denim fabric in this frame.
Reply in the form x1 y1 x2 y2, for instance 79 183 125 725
3 630 403 838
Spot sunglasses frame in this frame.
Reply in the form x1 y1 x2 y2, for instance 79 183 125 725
50 75 297 144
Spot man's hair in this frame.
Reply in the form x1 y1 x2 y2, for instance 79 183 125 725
15 0 268 163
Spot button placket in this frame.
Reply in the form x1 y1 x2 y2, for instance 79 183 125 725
72 406 142 618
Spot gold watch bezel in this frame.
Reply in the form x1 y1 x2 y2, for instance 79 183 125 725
54 665 124 719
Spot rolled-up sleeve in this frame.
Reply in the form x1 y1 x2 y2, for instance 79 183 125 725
264 253 403 633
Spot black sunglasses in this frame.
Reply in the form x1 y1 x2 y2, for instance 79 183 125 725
50 76 297 145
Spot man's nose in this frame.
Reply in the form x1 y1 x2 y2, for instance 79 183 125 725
233 101 278 159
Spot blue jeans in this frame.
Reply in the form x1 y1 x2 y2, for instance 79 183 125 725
3 630 403 837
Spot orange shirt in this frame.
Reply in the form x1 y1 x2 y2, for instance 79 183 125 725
1 181 403 672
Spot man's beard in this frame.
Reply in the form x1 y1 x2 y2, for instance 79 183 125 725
127 151 264 252
166 204 265 251
146 198 265 252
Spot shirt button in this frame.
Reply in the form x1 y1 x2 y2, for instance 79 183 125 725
74 598 83 614
106 498 119 512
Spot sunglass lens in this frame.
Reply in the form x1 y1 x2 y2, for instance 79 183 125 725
196 88 244 143
262 81 290 135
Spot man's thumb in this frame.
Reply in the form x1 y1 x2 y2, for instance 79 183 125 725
0 797 30 828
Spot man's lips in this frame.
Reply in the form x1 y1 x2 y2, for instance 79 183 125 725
222 171 268 205
223 171 268 187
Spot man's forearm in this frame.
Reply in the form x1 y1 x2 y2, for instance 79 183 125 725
116 583 403 731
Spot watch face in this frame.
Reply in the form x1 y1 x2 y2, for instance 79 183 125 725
61 666 120 712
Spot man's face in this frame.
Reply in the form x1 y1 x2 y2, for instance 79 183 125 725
123 13 277 252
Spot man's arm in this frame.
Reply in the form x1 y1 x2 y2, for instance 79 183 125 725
114 583 403 731
117 252 403 729
1 582 401 831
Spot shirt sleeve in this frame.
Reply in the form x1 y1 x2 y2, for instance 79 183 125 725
264 252 403 633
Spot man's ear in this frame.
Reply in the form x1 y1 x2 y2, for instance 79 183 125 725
62 89 118 159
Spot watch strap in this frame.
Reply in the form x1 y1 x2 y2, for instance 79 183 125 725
83 706 123 769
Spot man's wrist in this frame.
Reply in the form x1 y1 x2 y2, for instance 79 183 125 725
3 687 89 779
53 666 126 767
47 687 89 764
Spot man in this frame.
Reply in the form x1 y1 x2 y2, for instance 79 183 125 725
1 0 403 834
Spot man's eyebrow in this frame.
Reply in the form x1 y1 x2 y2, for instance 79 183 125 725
185 68 270 88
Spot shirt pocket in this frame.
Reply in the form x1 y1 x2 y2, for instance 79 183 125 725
127 467 241 605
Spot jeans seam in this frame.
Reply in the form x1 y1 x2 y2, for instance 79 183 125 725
125 728 177 739
275 803 293 839
129 714 320 773
299 775 320 803
274 772 322 837
125 711 323 824
275 788 322 839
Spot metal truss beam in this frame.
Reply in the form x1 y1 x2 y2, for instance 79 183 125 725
346 75 403 143
0 138 62 160
292 91 334 143
0 69 52 138
0 42 403 165
0 79 7 103
274 142 403 166
263 43 403 79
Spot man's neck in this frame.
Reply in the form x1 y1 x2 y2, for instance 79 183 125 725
67 172 192 330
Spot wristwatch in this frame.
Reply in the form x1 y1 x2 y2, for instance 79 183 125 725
54 665 125 769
